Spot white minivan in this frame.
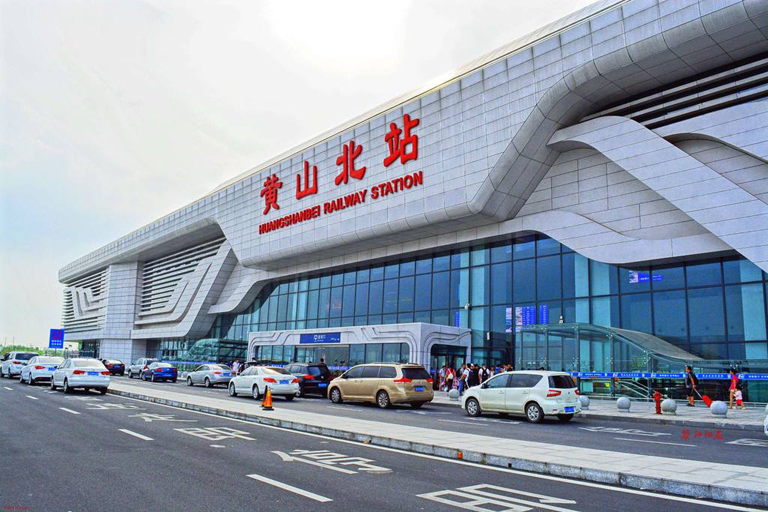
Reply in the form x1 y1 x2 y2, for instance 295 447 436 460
461 371 581 423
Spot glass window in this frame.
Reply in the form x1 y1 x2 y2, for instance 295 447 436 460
320 275 332 288
725 284 766 341
343 271 356 285
365 343 382 363
329 287 343 317
400 260 415 276
415 310 430 322
653 290 688 344
562 253 589 298
432 309 449 326
415 257 432 274
380 366 397 378
651 265 684 290
415 274 431 311
723 258 763 283
450 269 470 308
399 276 414 311
490 305 509 334
296 292 308 321
509 373 542 387
513 237 535 259
537 237 560 256
318 288 331 319
590 261 618 296
332 274 344 287
537 256 561 300
355 283 369 316
471 246 488 266
620 268 651 293
349 345 365 366
451 248 470 268
490 263 511 304
289 280 298 293
620 293 651 333
356 268 370 283
513 260 535 302
298 279 309 292
307 290 319 319
691 344 728 359
433 253 450 272
361 366 380 378
746 342 768 360
432 271 449 309
538 301 561 325
471 266 489 305
368 281 383 315
382 343 400 363
490 242 512 263
309 277 320 290
591 296 619 327
383 279 399 314
342 285 355 317
485 374 510 388
385 263 399 279
345 366 364 379
370 266 384 281
688 287 725 343
686 261 722 287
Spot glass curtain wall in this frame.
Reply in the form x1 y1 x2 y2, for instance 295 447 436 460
204 235 768 366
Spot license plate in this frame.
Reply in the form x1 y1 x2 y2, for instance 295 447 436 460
280 380 289 384
565 407 575 413
48 367 56 371
318 383 328 387
87 371 98 376
414 386 425 392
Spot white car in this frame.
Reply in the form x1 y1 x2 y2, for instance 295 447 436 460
228 366 299 400
1 351 38 378
461 371 581 423
51 358 111 394
20 356 64 385
186 364 233 387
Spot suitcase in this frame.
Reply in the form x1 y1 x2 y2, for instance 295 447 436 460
695 389 712 407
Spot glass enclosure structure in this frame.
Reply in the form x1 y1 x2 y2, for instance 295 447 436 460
203 235 768 368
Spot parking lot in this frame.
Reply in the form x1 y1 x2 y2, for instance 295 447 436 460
1 382 762 512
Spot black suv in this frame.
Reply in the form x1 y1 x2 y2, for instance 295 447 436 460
285 363 333 397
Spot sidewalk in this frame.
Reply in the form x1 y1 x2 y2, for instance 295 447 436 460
108 381 768 507
432 392 767 432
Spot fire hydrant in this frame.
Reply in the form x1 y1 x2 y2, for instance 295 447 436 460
654 390 662 415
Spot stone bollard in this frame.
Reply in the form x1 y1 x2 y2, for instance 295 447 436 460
448 389 460 401
711 401 728 417
617 396 631 412
661 398 677 415
579 395 590 410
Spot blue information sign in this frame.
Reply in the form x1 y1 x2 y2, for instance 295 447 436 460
299 332 341 344
49 329 65 349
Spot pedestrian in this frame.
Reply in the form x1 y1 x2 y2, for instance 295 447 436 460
468 364 480 388
438 365 446 391
445 367 454 391
728 369 739 409
734 385 744 410
503 363 513 373
458 364 468 395
684 365 698 407
480 364 490 382
232 359 241 375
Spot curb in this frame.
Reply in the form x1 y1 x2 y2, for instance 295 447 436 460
107 388 767 508
429 399 765 432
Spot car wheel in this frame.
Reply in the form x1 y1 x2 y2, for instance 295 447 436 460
376 390 391 409
329 387 342 403
50 378 57 391
410 402 425 409
465 398 481 417
228 383 237 397
99 387 107 395
557 414 574 422
284 395 294 401
187 377 193 387
252 385 261 400
526 402 544 423
128 371 133 379
151 374 156 382
27 376 34 386
63 379 72 394
205 378 212 388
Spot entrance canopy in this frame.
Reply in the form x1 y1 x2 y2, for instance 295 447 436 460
248 323 470 373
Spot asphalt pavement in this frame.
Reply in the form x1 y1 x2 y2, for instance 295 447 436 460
1 381 763 512
105 375 768 468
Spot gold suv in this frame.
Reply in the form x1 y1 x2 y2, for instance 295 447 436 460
327 363 434 408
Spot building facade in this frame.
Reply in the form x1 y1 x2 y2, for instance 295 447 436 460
60 0 768 377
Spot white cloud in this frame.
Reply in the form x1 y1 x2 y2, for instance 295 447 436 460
0 0 596 347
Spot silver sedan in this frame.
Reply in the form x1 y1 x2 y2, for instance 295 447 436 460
186 364 233 388
20 356 64 384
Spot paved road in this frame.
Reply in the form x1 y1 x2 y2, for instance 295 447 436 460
106 375 768 468
1 383 761 512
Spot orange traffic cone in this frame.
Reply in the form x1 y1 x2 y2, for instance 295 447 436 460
262 387 274 411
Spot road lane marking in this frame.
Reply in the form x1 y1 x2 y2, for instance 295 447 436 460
119 429 154 441
246 474 332 503
614 437 695 447
438 419 488 426
59 407 81 415
210 444 226 448
110 393 762 511
26 395 39 400
3 386 12 390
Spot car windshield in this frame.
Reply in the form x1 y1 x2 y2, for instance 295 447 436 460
549 375 576 389
156 363 173 368
38 357 63 364
308 366 331 376
214 365 231 370
402 367 431 380
74 360 105 368
106 360 121 364
17 353 37 360
262 367 291 375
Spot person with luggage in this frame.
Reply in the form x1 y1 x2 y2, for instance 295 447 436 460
685 365 698 407
728 369 740 409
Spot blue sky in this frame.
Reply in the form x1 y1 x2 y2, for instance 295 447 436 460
0 0 595 348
